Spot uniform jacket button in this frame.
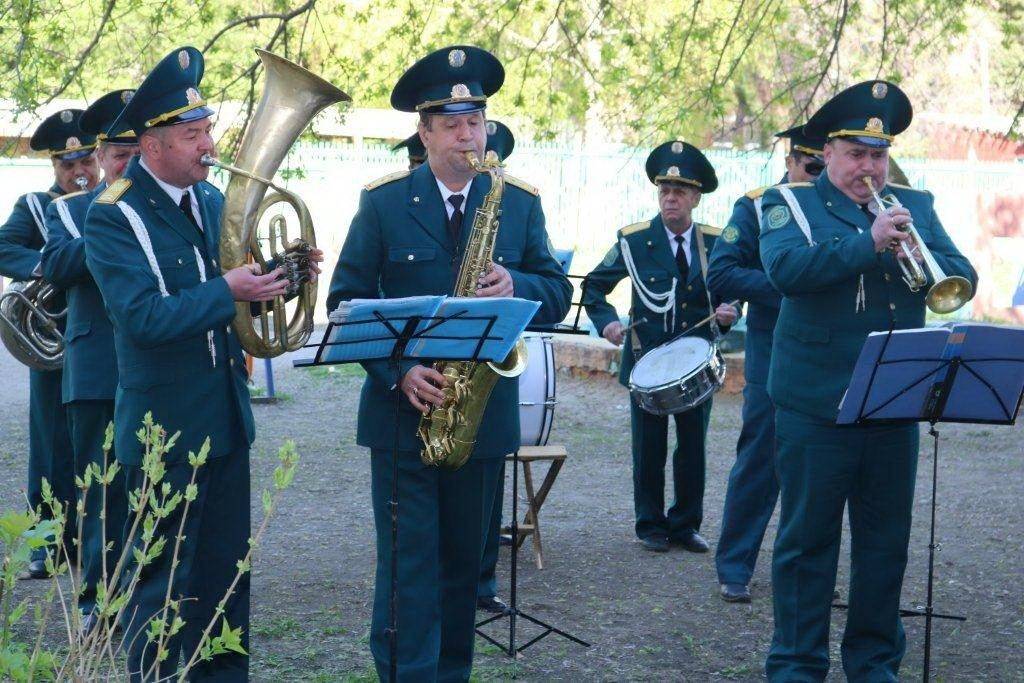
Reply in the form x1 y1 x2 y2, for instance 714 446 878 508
230 358 235 367
497 256 503 262
407 254 414 261
687 285 693 291
177 258 184 265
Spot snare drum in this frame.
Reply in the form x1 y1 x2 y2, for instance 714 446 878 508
628 336 725 416
518 333 556 446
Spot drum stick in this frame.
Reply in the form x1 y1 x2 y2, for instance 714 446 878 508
623 317 648 332
679 299 741 338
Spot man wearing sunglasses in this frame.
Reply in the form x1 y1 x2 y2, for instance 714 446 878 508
706 125 825 604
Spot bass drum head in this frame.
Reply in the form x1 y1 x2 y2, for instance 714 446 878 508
518 333 556 446
629 336 713 390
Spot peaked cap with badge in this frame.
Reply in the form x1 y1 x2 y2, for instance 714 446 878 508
804 79 912 149
108 46 214 137
645 140 718 192
775 124 825 158
485 119 515 161
80 89 138 144
30 109 97 161
391 45 504 114
391 132 426 163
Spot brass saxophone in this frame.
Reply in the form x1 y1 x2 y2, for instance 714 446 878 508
418 150 528 469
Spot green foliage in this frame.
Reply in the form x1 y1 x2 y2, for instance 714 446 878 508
2 0 1019 145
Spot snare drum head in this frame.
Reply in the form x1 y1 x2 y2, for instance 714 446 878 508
630 336 713 389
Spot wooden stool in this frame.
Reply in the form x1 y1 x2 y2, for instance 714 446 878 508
503 445 567 569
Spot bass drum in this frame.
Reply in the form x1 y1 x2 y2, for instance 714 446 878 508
518 333 556 446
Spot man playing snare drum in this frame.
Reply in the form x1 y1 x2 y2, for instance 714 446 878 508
583 141 737 554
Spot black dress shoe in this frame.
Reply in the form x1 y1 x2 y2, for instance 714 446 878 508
24 558 49 580
720 583 752 603
498 533 513 547
476 596 509 614
674 533 710 553
639 536 670 553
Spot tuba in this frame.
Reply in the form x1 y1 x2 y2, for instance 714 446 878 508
202 49 349 357
0 279 65 370
417 151 529 469
863 176 973 314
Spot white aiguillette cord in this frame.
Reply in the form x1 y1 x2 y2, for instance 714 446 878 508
619 236 676 332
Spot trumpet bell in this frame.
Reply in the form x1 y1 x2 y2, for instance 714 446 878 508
926 275 973 315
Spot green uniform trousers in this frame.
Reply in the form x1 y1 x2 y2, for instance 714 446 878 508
767 408 919 682
30 367 76 557
370 448 503 682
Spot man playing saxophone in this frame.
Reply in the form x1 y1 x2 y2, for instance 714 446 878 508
326 45 571 681
0 109 99 578
83 46 320 680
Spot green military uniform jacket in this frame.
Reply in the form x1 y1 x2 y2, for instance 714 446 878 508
40 185 118 403
584 215 728 386
83 157 255 465
325 162 572 458
759 172 977 422
0 187 62 281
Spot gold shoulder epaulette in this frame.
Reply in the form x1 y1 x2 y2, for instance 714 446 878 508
620 220 651 236
700 224 723 237
888 182 926 192
505 175 540 196
95 178 131 204
744 185 770 200
364 170 410 191
59 190 87 201
777 181 814 189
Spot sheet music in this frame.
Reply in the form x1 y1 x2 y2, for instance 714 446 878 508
408 297 540 362
324 296 444 362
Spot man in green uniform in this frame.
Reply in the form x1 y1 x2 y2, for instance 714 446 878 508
708 125 824 603
0 109 98 578
759 80 977 681
85 46 320 680
40 89 138 624
583 141 738 554
393 132 427 170
326 46 571 681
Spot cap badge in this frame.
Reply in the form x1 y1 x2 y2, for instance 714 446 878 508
66 136 81 149
670 141 684 154
486 121 497 135
871 82 887 99
451 83 471 99
448 49 466 68
666 166 680 177
60 110 73 123
178 50 190 69
186 87 201 104
866 117 884 133
121 90 134 103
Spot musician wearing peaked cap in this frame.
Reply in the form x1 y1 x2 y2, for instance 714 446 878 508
759 81 977 681
327 45 570 681
83 46 299 680
475 117 516 616
583 141 738 555
0 108 99 579
707 124 825 605
39 88 138 626
392 132 427 170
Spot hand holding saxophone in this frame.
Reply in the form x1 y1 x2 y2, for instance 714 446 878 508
401 365 449 413
475 261 513 297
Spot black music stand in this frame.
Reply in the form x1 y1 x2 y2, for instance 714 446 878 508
836 323 1024 682
295 303 523 683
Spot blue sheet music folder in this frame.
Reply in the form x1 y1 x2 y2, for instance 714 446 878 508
837 324 1024 425
321 295 540 364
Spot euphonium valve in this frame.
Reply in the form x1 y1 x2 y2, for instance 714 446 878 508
862 176 973 314
211 49 350 358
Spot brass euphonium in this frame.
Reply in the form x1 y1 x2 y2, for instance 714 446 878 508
0 279 65 370
863 176 973 314
202 49 350 357
418 151 529 469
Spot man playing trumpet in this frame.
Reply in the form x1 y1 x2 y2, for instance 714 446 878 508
759 80 977 681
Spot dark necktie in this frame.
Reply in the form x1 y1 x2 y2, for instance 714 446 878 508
447 193 465 249
178 192 201 234
859 202 877 224
674 234 689 281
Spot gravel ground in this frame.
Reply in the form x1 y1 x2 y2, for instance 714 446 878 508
0 344 1022 682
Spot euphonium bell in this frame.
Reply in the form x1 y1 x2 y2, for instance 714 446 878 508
863 177 973 314
206 49 350 358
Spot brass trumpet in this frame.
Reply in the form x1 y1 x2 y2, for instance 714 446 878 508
863 176 973 314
